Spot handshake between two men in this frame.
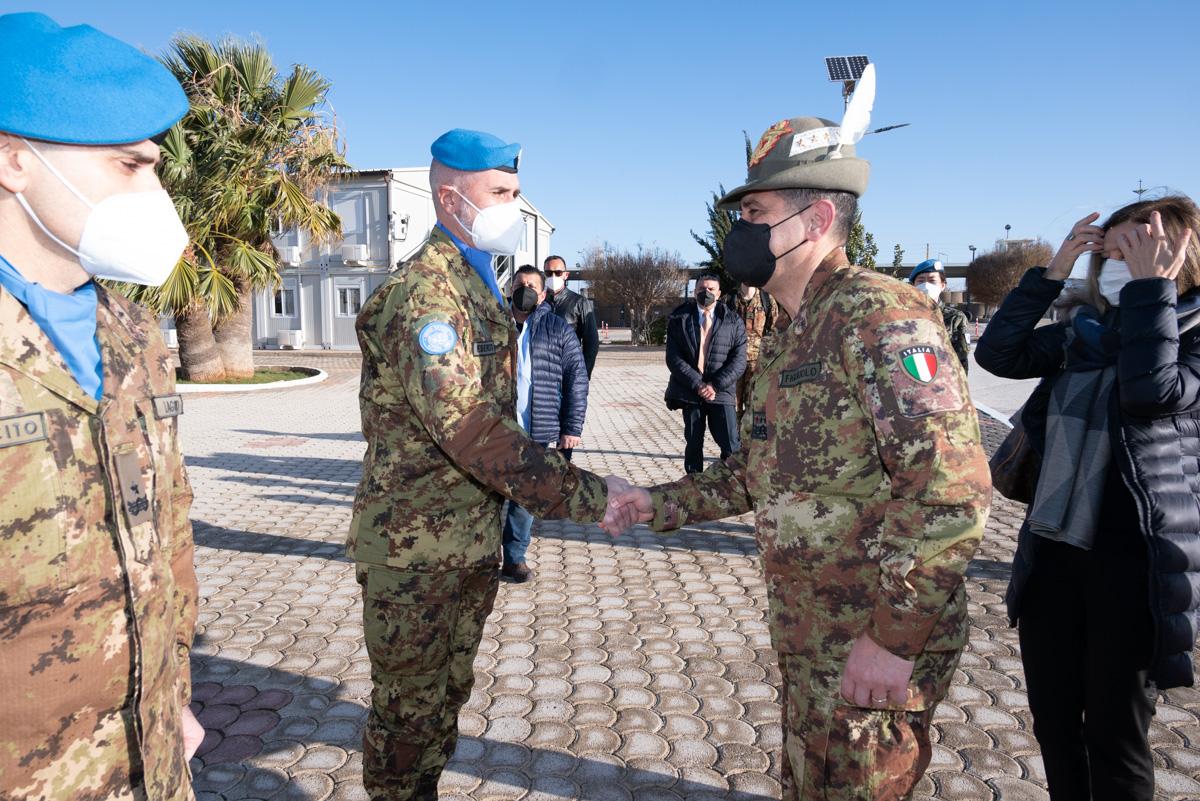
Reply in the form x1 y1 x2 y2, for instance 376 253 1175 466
598 476 653 536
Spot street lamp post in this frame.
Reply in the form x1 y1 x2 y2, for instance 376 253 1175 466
1004 224 1011 240
967 245 976 316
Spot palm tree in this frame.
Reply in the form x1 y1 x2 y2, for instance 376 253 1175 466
120 35 347 380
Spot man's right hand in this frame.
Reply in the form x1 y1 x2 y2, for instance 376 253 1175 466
600 476 653 536
698 384 716 402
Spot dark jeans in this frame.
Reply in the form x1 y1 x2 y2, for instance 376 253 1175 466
682 402 739 474
502 444 570 566
1017 535 1157 801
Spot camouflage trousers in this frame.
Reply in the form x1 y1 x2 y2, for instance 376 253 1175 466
737 359 759 418
778 654 940 801
357 562 500 801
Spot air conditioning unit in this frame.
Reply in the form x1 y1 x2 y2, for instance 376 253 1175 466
342 244 370 263
280 245 302 266
163 328 178 348
276 329 304 350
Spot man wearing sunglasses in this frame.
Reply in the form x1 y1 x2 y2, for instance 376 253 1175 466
543 255 599 377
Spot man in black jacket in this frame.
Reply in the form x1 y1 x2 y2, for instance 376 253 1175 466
664 274 747 474
544 255 600 377
503 266 590 582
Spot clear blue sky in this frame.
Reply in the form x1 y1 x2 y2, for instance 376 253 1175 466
29 0 1200 268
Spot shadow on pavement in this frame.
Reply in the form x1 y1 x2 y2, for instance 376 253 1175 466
965 557 1013 580
193 521 350 562
189 654 776 801
235 428 365 442
188 453 362 482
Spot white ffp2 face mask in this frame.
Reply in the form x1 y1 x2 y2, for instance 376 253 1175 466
453 188 525 255
1099 259 1134 307
545 275 565 293
916 282 943 302
15 138 188 286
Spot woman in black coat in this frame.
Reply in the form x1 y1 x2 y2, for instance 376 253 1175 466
976 196 1200 801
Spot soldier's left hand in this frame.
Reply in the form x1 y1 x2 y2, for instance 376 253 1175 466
1120 210 1192 281
840 633 915 708
182 705 205 761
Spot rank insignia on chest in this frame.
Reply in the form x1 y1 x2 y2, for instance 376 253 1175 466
778 361 822 388
751 411 769 440
898 346 938 383
472 340 498 357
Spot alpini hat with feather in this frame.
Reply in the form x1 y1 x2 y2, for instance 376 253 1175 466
717 65 876 209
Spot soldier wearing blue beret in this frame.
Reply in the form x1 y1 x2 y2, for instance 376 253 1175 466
0 12 202 800
909 259 971 372
348 129 640 799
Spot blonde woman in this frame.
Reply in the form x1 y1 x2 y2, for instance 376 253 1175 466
977 196 1200 801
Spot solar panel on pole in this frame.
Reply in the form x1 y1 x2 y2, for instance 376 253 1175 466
825 55 870 82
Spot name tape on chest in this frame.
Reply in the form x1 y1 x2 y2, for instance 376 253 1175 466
153 394 183 419
778 361 823 388
472 340 499 357
0 411 48 448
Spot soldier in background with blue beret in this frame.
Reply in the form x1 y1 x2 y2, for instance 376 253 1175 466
0 12 202 800
909 259 971 372
348 128 639 799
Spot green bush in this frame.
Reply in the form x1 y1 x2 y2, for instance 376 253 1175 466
644 317 668 345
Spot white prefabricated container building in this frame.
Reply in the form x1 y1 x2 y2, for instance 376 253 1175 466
256 168 554 351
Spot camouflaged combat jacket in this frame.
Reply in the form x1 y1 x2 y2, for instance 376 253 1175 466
650 262 991 710
348 228 608 573
0 285 197 800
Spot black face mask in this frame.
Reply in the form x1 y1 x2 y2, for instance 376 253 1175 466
696 290 717 308
722 202 812 288
511 285 540 314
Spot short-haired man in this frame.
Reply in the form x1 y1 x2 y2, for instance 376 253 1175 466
502 265 589 582
543 254 600 377
0 12 202 798
617 117 991 799
733 283 777 417
909 258 970 372
349 128 638 800
664 273 747 474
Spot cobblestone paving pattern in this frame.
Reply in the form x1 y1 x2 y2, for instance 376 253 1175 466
180 348 1200 800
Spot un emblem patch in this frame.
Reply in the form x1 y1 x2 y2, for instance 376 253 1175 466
418 321 459 355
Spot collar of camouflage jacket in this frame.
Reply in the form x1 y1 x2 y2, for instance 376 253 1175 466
0 283 98 412
426 226 513 328
0 283 149 413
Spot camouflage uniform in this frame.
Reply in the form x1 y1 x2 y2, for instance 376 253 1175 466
941 304 971 373
349 227 609 801
647 260 991 801
0 284 197 800
734 290 777 416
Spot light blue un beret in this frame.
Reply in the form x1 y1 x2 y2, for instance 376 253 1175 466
0 12 188 145
431 128 521 173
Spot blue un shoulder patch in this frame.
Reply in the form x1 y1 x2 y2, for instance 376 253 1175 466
418 321 459 355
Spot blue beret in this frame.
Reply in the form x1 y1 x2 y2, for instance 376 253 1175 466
909 259 945 282
0 12 188 145
431 128 521 173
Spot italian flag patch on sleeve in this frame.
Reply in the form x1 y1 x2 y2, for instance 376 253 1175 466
899 346 938 383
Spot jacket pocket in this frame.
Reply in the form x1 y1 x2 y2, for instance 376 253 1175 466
0 411 69 606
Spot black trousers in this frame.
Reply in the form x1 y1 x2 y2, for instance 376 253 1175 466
682 402 739 474
1017 535 1157 801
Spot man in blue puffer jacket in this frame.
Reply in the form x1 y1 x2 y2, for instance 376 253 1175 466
503 265 589 582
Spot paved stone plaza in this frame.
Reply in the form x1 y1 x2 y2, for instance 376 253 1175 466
182 348 1200 801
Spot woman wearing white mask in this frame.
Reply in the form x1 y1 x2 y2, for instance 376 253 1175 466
976 196 1200 801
